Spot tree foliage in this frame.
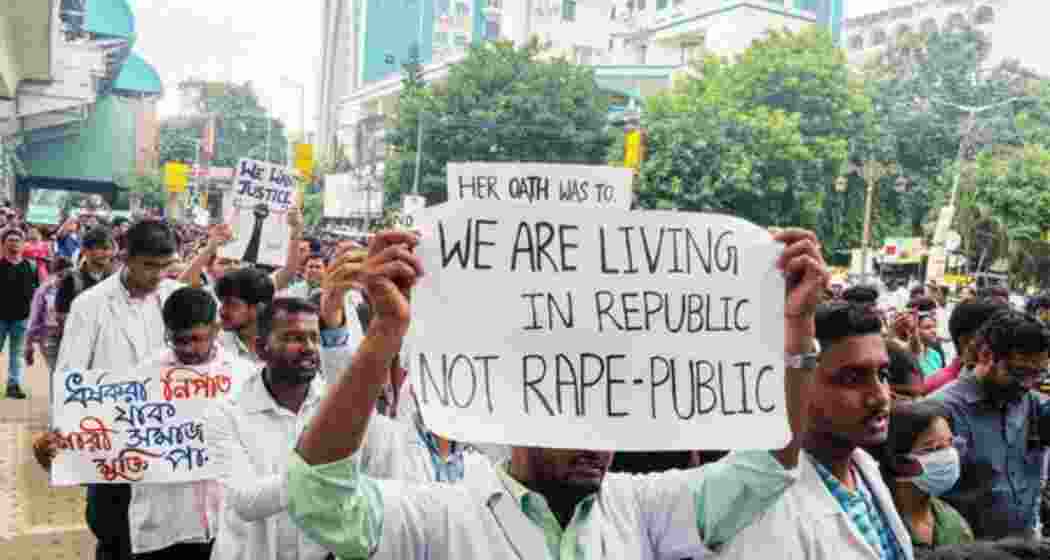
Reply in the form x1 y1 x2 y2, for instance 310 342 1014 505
158 81 289 168
385 39 613 204
639 28 873 256
864 22 1038 248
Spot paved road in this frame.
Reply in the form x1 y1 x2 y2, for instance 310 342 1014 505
0 351 95 560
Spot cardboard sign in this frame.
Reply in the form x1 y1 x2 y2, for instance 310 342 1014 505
220 159 297 266
406 200 787 451
50 362 234 485
447 162 633 210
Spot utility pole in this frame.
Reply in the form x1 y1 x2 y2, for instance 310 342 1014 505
858 160 898 282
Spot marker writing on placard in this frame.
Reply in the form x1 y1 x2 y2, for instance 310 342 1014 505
113 403 177 427
438 218 498 270
458 175 500 200
558 179 590 203
509 221 579 272
508 176 550 203
598 226 740 276
521 353 629 418
521 292 575 330
649 357 777 419
417 353 499 413
64 371 151 408
594 291 751 333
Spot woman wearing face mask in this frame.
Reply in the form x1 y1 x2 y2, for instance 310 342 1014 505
882 400 973 551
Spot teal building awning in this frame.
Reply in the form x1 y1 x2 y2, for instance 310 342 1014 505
113 52 163 96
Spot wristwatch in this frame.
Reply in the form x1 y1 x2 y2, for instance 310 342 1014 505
785 351 819 370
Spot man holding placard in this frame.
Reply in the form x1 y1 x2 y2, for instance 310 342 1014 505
40 286 257 559
285 223 828 559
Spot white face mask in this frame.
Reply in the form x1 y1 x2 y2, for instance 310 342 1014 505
898 447 961 497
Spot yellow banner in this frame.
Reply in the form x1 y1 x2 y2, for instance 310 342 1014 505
164 162 190 193
624 130 642 170
294 143 314 182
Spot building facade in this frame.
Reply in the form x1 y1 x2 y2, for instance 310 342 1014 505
316 0 845 220
843 0 1044 75
0 0 163 214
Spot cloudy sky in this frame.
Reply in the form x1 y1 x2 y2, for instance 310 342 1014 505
132 0 891 131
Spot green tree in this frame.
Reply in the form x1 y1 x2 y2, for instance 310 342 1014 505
158 81 289 168
639 28 874 256
384 39 613 204
864 23 1037 241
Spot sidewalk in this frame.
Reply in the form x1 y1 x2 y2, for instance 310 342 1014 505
0 351 95 560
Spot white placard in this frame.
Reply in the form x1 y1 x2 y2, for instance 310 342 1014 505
446 162 633 209
324 173 385 219
407 200 787 451
220 158 296 266
50 360 234 485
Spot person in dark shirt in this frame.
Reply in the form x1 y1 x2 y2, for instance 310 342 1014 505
0 228 40 398
53 226 116 325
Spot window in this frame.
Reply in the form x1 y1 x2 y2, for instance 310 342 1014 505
610 5 616 20
895 24 913 40
562 0 576 21
637 0 646 10
454 33 468 46
434 0 450 15
946 12 966 29
673 0 684 6
487 0 501 8
920 18 938 35
849 34 864 50
455 1 469 17
485 19 501 39
434 31 449 45
609 37 614 50
871 29 887 45
657 0 668 9
974 5 995 25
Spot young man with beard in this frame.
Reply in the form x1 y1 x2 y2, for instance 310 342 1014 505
931 310 1050 540
717 301 912 560
208 297 332 560
54 219 184 560
37 287 256 558
286 228 828 560
924 300 1007 395
216 267 276 365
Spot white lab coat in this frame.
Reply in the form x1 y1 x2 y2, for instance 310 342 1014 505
717 449 914 560
54 274 199 554
55 274 183 376
323 452 710 560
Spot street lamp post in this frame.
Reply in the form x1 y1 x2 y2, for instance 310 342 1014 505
841 160 899 283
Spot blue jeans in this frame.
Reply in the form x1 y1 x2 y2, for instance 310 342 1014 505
0 319 28 387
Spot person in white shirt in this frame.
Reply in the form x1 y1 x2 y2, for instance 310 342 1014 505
208 297 332 560
49 220 184 560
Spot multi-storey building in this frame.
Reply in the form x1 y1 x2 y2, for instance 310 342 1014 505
315 0 845 215
1 0 163 211
843 0 1043 74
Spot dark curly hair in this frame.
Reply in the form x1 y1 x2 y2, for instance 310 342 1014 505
975 310 1050 360
815 301 883 351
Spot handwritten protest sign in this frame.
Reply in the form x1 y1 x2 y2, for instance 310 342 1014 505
50 361 233 485
406 200 786 451
220 158 297 266
447 162 633 210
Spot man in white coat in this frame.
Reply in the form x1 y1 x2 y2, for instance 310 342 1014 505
286 228 829 560
716 301 914 560
53 220 184 560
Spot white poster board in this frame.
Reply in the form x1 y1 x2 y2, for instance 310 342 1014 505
324 173 385 219
220 159 296 266
407 200 787 451
446 162 633 210
50 362 234 485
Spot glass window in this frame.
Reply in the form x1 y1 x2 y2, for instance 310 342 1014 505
562 0 576 21
657 0 668 10
485 19 500 39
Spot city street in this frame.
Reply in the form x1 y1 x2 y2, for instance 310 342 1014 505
0 351 94 560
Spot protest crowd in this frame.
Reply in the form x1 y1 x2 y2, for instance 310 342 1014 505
1 192 1049 560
